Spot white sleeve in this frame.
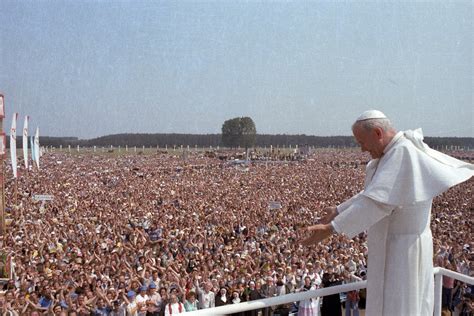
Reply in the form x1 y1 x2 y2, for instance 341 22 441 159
331 195 394 239
336 192 364 214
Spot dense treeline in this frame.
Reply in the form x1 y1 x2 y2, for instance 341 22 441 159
8 137 79 148
84 133 222 148
9 133 474 149
257 134 357 147
424 137 474 149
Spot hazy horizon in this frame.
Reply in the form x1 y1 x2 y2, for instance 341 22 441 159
1 1 472 139
38 131 474 142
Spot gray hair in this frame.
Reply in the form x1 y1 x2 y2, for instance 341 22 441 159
352 118 394 132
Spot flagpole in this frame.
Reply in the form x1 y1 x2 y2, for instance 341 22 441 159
23 116 29 177
0 155 4 235
0 94 5 235
10 113 18 210
14 178 18 209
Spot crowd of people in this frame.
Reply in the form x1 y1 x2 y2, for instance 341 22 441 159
0 148 472 315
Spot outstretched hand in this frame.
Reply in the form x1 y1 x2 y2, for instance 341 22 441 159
300 224 333 246
320 206 338 224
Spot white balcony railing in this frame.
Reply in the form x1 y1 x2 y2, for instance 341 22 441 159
186 267 473 316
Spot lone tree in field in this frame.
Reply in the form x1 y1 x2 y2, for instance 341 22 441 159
221 117 257 148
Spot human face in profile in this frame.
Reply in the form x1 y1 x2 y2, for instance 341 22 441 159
352 124 385 159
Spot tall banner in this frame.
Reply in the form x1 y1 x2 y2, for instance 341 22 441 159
0 252 12 279
0 94 4 118
34 127 40 169
23 116 29 169
0 133 6 157
0 96 5 156
30 136 36 166
10 113 18 178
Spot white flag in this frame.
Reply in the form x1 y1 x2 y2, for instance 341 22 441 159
30 136 35 165
10 113 18 178
0 95 6 156
0 94 4 118
34 127 40 169
23 116 29 169
0 133 6 156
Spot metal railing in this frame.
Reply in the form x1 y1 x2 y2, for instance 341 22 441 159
433 267 474 316
186 267 473 316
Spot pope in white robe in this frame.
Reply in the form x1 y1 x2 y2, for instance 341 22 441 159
301 110 473 316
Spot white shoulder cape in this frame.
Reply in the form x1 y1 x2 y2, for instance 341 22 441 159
362 129 474 206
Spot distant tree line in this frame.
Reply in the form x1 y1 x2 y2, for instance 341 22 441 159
9 134 474 149
256 134 357 148
423 137 474 149
83 133 222 148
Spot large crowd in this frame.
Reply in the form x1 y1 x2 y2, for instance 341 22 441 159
0 148 472 315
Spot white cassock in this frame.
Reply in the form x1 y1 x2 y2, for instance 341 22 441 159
332 129 474 316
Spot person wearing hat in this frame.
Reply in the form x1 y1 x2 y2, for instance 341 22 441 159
124 290 138 316
215 287 229 307
147 282 161 316
300 110 474 316
247 280 265 316
136 285 149 315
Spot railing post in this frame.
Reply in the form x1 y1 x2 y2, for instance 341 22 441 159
433 271 442 316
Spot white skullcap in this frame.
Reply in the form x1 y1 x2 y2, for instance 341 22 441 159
356 110 387 122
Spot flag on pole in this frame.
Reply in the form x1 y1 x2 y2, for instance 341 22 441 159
23 116 29 170
34 127 40 169
0 132 6 156
10 113 18 178
0 95 5 156
0 94 4 118
30 135 35 166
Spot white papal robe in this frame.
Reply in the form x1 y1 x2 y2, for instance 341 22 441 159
331 129 474 316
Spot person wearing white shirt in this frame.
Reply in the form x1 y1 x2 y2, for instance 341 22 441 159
164 294 185 315
297 276 320 316
135 286 149 315
125 291 138 316
195 281 215 309
147 283 162 315
300 110 474 316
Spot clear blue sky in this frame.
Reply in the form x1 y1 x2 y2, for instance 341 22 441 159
0 1 472 139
